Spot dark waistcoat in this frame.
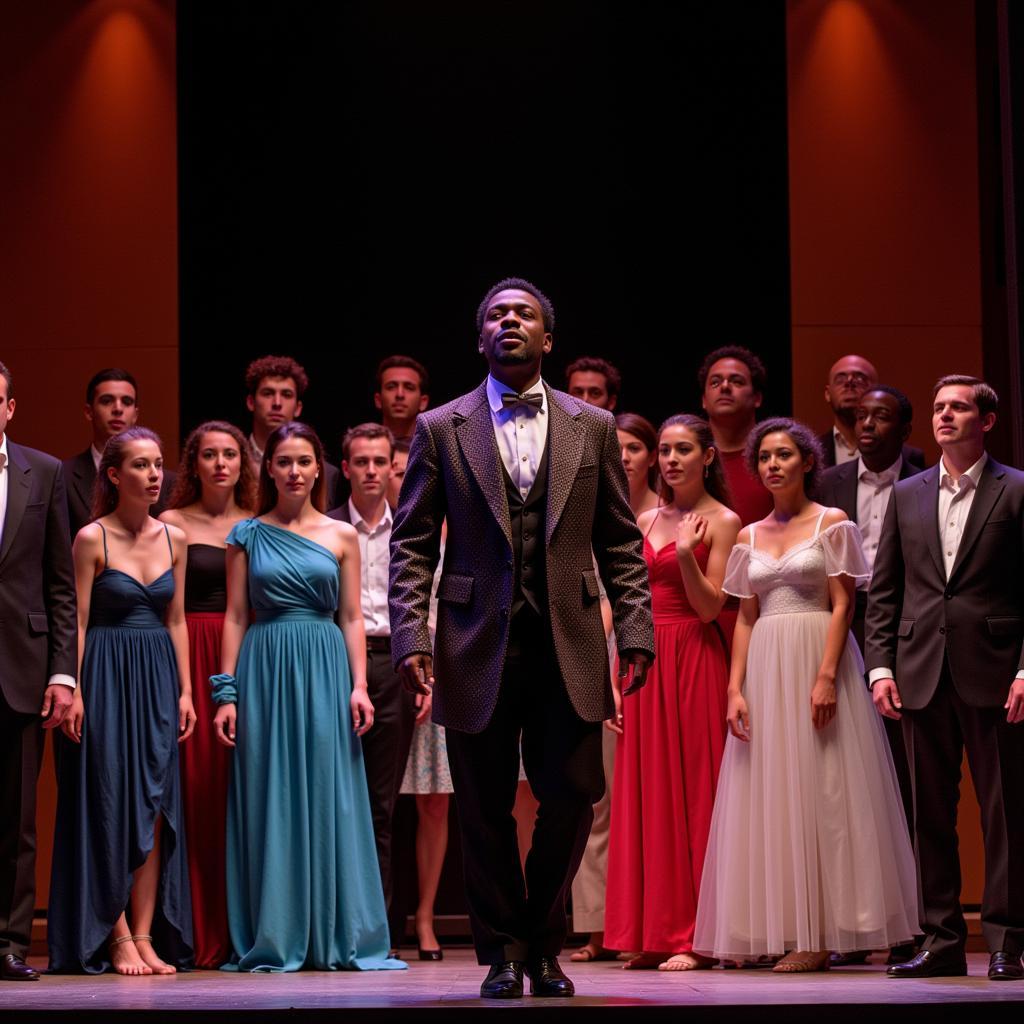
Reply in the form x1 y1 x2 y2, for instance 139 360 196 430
502 436 550 619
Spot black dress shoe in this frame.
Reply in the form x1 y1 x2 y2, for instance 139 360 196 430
0 954 40 981
887 949 967 978
988 951 1024 980
830 950 871 966
886 942 918 966
480 961 524 998
526 957 575 997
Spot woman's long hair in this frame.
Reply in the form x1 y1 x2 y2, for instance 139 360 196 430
614 412 659 492
91 427 163 520
168 420 256 511
656 414 731 508
257 421 327 515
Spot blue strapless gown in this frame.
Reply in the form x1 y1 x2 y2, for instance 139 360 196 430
223 519 403 972
48 566 193 972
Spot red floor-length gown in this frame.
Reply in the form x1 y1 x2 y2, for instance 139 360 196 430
180 544 232 967
604 540 729 955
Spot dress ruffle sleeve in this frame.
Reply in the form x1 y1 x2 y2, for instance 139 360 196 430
820 520 871 580
722 544 755 599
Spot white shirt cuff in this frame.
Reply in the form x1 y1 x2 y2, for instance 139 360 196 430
48 673 76 690
867 667 894 687
1016 670 1024 681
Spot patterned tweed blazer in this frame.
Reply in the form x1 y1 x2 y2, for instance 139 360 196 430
389 381 654 734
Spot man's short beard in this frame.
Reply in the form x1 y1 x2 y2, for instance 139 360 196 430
494 350 532 365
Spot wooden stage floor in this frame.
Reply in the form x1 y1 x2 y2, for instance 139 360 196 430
6 950 1024 1022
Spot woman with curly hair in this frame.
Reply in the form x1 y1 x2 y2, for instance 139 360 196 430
159 421 254 967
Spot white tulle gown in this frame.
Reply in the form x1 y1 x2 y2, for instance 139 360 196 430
693 513 919 958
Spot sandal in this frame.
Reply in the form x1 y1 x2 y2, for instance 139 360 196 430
772 950 830 973
570 943 618 962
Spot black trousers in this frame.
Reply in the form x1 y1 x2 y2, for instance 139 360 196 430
362 644 417 948
445 607 605 965
902 659 1024 958
0 693 46 960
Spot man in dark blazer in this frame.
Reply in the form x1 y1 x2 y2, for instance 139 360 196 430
63 368 175 537
389 278 654 998
0 363 77 981
818 384 921 966
866 374 1024 981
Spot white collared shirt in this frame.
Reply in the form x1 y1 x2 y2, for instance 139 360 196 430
348 497 392 637
833 426 858 465
856 455 902 573
248 435 264 466
937 452 988 579
90 444 103 471
485 375 548 500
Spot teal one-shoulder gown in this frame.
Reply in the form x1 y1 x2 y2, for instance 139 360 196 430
223 519 404 972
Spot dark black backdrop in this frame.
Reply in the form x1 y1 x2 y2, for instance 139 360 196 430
177 1 791 465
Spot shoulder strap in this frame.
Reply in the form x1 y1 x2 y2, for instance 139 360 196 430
643 508 662 540
98 521 109 568
813 507 829 537
162 523 174 567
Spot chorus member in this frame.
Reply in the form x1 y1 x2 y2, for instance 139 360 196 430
693 419 917 972
605 415 738 970
387 437 411 511
375 356 430 442
49 428 196 975
616 413 660 518
866 376 1024 981
389 277 654 998
329 424 417 954
0 362 76 983
64 369 176 536
243 355 340 506
159 421 255 968
212 423 403 972
566 357 621 411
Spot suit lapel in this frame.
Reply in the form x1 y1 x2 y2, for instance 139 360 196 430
948 459 1005 583
544 389 584 545
836 463 858 522
914 467 945 581
0 442 31 566
454 384 512 546
70 449 95 514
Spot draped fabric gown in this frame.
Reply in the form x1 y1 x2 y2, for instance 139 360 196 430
604 540 729 954
180 544 232 967
48 524 192 973
693 516 918 958
222 519 403 972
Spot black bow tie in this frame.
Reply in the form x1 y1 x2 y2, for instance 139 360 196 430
501 392 543 411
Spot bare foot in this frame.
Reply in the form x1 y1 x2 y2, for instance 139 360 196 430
109 936 153 976
659 952 717 972
623 951 667 970
772 950 830 973
132 936 176 975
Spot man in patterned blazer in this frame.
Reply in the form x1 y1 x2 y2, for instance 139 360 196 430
389 278 654 998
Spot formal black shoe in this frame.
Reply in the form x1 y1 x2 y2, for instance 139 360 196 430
988 951 1024 980
526 957 575 997
886 949 967 978
480 961 524 998
418 945 443 962
0 954 40 981
830 950 871 967
886 942 918 966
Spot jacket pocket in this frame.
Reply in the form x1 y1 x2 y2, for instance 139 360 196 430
897 618 915 638
28 612 49 634
986 616 1023 637
576 463 598 478
581 569 601 602
438 573 473 605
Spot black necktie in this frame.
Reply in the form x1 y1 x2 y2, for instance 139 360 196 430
501 392 543 411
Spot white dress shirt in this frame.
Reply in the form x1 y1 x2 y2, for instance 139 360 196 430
349 497 392 637
486 375 548 500
856 455 902 573
833 426 858 465
90 444 103 471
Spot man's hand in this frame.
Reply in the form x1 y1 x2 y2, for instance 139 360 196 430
399 654 434 696
618 650 652 696
1005 677 1024 725
40 684 74 730
872 677 903 720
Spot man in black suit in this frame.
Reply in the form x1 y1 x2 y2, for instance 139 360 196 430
0 362 77 981
866 374 1024 980
63 369 176 537
244 355 340 507
818 384 921 966
389 278 654 998
818 354 925 469
328 423 417 955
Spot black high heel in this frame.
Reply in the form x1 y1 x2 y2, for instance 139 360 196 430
418 945 444 961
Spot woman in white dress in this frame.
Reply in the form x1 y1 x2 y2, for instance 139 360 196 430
693 418 918 972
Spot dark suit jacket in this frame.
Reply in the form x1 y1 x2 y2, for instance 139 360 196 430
817 456 923 521
817 429 925 471
63 447 176 539
865 456 1024 709
388 382 654 734
0 442 77 713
